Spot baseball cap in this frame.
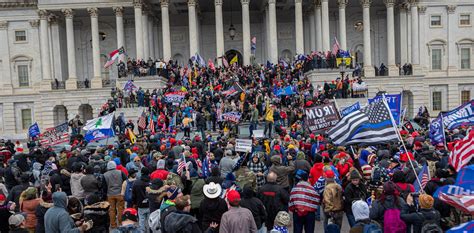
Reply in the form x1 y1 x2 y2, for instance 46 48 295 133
9 214 25 227
226 190 241 204
0 194 5 201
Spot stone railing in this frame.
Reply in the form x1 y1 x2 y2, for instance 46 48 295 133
102 79 116 87
51 81 65 90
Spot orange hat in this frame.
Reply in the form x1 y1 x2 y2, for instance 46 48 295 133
160 145 166 151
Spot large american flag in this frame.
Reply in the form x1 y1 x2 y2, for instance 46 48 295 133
414 164 430 192
449 130 474 172
328 100 399 146
39 122 70 148
148 116 155 135
137 111 147 129
177 153 187 175
332 37 340 55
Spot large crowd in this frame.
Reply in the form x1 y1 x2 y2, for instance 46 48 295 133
0 54 471 233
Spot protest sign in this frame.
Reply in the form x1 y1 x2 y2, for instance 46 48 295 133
442 100 474 130
305 102 340 132
222 112 241 123
39 122 70 148
235 139 252 152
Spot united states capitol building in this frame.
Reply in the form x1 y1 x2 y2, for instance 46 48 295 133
0 0 473 139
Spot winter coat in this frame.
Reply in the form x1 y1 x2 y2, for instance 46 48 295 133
369 195 408 226
322 182 344 213
44 192 81 233
81 174 99 198
20 198 41 229
164 210 202 233
190 178 205 210
269 156 295 188
401 208 441 233
35 201 53 233
83 201 110 233
104 169 126 196
309 163 324 185
343 183 368 214
70 173 85 199
219 207 257 233
200 197 228 230
132 176 150 208
219 156 239 178
147 186 167 214
257 182 289 229
7 183 29 211
0 203 12 232
240 188 267 229
49 170 71 195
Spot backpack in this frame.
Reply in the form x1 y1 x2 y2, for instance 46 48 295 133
124 179 135 203
148 209 162 233
383 208 407 233
419 213 443 233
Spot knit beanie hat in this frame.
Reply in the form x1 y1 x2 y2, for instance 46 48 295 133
352 200 370 221
274 211 291 227
419 194 434 209
349 169 362 180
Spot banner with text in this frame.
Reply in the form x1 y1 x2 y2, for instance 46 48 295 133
39 122 70 148
235 139 253 152
340 102 361 117
222 112 242 123
305 102 340 132
368 93 402 125
442 100 474 130
164 91 187 103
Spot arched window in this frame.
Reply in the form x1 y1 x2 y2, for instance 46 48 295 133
456 38 474 70
173 53 184 66
427 39 447 71
11 55 33 87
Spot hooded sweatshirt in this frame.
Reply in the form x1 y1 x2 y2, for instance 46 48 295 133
44 192 81 233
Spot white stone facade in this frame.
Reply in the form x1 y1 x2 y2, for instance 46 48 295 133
0 0 473 139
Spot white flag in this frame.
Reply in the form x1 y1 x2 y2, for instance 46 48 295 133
83 113 114 131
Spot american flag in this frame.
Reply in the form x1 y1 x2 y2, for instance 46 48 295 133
328 100 399 146
332 37 340 55
39 122 70 148
414 164 430 192
138 111 147 129
177 153 187 175
148 116 155 135
449 130 474 172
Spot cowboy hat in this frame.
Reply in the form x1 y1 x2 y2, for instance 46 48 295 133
203 182 222 199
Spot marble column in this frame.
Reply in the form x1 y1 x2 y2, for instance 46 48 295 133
447 5 457 74
407 7 412 63
38 10 52 90
314 0 322 51
241 0 251 66
321 0 330 51
360 0 374 77
188 0 198 57
399 4 408 65
268 0 278 63
88 8 102 88
149 17 155 59
215 0 224 66
113 6 125 56
309 11 316 51
62 9 78 89
385 0 398 76
409 0 420 73
0 21 12 91
338 0 348 51
295 0 304 55
142 10 150 59
134 0 144 60
161 0 171 61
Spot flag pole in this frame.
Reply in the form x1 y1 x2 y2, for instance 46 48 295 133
439 113 448 151
382 94 424 192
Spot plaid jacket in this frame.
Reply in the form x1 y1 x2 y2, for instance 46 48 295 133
247 161 268 188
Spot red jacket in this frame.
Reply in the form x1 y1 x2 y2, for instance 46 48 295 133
150 169 169 181
309 163 325 185
117 165 128 176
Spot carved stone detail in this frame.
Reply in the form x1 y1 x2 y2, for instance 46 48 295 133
62 8 74 19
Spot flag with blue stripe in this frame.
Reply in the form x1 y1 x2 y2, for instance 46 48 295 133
442 99 474 130
328 100 398 146
429 113 445 145
447 220 474 233
28 122 40 139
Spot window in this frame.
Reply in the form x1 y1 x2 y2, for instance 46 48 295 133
460 14 471 26
461 90 471 104
432 91 442 111
21 109 32 130
15 30 26 42
18 65 29 87
461 48 471 69
431 49 442 70
431 15 442 27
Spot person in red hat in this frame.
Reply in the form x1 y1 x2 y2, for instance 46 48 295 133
0 193 15 232
220 190 257 233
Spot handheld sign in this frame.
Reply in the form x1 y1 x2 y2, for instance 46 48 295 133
235 139 252 153
305 102 340 132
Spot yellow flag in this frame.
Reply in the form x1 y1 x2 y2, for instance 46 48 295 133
126 128 136 144
229 55 238 65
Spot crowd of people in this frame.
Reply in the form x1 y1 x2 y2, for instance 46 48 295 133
0 54 471 233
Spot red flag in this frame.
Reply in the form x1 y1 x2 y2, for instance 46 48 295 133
449 130 474 172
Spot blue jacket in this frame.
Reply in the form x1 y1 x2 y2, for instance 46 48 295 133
44 192 81 233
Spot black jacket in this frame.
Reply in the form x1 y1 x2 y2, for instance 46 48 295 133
7 183 30 211
344 183 368 214
49 170 71 195
164 210 202 233
240 192 267 229
35 201 53 233
132 176 150 208
257 182 289 229
401 208 441 233
199 197 228 230
0 204 12 233
83 201 110 233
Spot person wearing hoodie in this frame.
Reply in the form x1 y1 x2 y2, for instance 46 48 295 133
32 162 42 187
369 181 409 229
70 163 86 200
309 155 324 185
83 194 110 233
163 195 206 233
269 155 295 190
200 182 228 230
219 150 239 179
150 159 169 181
349 200 381 233
240 185 267 233
294 151 311 174
104 161 127 229
344 169 368 227
44 192 92 233
7 173 30 212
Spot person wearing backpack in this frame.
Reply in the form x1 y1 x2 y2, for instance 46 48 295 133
369 181 408 233
350 200 381 233
121 168 138 208
401 194 442 233
393 170 415 201
344 169 368 227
